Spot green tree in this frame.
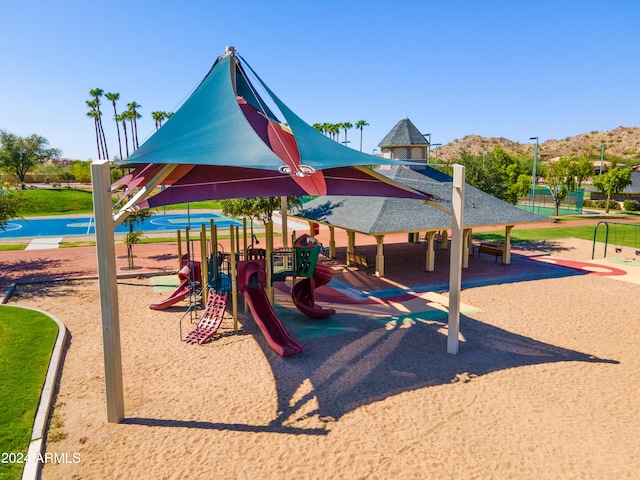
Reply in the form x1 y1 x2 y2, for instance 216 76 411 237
0 131 61 189
573 156 595 188
0 187 24 230
71 161 91 183
543 156 578 216
221 196 303 239
122 209 154 268
105 92 123 159
355 119 369 152
593 166 633 213
491 146 531 204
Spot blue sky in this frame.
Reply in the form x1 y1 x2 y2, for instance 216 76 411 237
1 0 638 161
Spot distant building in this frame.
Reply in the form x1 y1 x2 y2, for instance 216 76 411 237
378 116 430 169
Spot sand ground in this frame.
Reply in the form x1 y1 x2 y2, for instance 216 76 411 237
5 236 640 480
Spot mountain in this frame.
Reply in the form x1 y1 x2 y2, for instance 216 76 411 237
434 126 640 162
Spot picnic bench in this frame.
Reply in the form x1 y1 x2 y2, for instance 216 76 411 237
477 242 504 262
347 252 375 274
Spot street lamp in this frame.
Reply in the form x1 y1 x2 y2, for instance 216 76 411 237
530 137 539 212
372 148 378 156
432 143 442 163
599 144 605 174
423 133 431 164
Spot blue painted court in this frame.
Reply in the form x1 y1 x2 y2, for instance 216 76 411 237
0 213 243 239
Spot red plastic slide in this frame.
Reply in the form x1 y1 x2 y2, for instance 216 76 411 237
239 260 302 357
149 263 197 310
291 264 336 319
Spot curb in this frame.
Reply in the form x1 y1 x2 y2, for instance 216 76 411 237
13 306 68 480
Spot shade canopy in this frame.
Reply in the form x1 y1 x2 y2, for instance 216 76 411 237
114 47 433 207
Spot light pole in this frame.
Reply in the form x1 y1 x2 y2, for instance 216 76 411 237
530 137 539 212
432 143 442 163
372 148 378 156
599 144 605 174
423 133 431 164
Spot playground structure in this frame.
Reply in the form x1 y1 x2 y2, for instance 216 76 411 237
592 221 640 259
151 218 335 356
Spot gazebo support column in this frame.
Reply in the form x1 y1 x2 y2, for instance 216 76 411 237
503 225 514 264
329 226 336 259
346 230 355 266
425 231 436 272
440 230 449 250
91 160 124 423
375 235 385 277
462 228 472 268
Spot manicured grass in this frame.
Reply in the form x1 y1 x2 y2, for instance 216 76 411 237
17 188 224 217
18 189 95 216
0 306 59 480
474 224 640 248
0 244 26 251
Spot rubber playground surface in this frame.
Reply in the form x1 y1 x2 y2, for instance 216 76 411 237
0 212 243 239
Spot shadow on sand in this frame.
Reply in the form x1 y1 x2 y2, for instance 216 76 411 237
124 309 616 435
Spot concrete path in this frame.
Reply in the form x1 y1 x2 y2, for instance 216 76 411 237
25 237 63 250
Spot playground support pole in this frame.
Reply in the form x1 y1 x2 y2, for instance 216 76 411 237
177 230 182 269
200 225 208 304
243 218 248 257
266 220 274 304
448 164 465 355
281 196 289 248
230 226 238 332
91 160 124 423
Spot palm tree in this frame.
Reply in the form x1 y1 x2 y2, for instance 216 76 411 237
328 123 340 142
341 121 353 147
126 101 142 149
117 111 130 158
86 107 101 159
151 111 171 130
86 100 106 159
89 88 109 159
355 119 369 152
105 92 123 159
312 123 323 133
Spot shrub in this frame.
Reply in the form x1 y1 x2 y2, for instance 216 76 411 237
623 199 640 211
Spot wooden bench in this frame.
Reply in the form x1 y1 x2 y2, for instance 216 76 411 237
478 242 504 262
347 252 375 274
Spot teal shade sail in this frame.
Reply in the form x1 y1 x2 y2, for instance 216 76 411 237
123 55 285 170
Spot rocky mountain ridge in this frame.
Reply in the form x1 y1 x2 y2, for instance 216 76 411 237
435 126 640 163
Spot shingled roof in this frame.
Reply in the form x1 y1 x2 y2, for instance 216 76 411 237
295 166 547 235
378 116 429 147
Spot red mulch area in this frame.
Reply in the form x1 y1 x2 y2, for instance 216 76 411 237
0 243 181 293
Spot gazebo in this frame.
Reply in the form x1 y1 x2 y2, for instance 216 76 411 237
294 165 547 277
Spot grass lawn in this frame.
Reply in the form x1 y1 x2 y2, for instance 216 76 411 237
17 188 223 217
474 223 640 249
0 306 59 480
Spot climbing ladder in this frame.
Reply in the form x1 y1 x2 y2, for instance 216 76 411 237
183 291 229 345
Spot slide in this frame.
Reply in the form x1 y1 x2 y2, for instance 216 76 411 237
149 264 196 310
239 260 302 357
291 264 336 319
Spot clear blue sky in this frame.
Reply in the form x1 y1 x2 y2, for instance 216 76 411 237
1 0 638 161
